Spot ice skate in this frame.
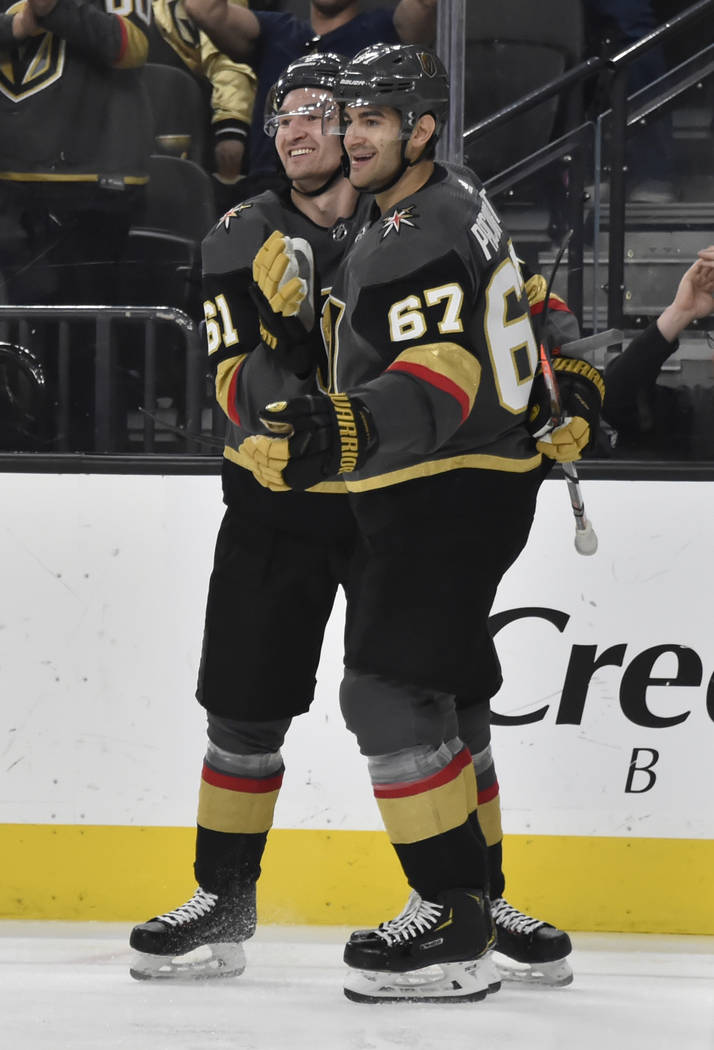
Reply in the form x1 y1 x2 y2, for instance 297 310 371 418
343 888 497 1003
129 885 255 981
490 897 573 986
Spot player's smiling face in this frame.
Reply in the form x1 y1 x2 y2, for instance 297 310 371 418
343 105 404 191
275 87 343 189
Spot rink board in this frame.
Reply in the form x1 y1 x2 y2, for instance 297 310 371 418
1 472 713 932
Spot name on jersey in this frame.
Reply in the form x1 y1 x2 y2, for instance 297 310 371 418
470 189 503 262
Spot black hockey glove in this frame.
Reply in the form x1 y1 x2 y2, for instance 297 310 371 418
528 356 605 462
249 230 322 377
239 393 378 491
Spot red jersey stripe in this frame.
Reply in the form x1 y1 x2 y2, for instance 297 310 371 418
114 16 128 64
387 360 471 422
226 361 243 425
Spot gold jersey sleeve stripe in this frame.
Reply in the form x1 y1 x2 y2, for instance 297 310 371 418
387 342 481 421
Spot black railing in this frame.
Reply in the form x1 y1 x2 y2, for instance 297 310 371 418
0 304 212 455
462 0 714 330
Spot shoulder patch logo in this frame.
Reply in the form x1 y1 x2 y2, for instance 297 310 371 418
380 206 418 239
220 202 253 230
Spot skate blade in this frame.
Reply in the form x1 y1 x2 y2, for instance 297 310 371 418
492 951 573 987
129 942 246 982
466 952 502 994
344 960 491 1004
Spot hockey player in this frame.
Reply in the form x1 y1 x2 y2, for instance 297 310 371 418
242 44 603 1000
128 52 374 981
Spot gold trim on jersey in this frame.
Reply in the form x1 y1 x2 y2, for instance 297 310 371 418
214 354 248 418
223 443 348 494
344 450 542 492
0 172 149 184
388 341 481 417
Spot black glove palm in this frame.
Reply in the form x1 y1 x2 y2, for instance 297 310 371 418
248 282 322 378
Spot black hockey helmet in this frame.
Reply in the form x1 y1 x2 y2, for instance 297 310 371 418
334 44 449 141
264 52 347 137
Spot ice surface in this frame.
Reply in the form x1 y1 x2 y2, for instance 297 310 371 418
1 922 712 1050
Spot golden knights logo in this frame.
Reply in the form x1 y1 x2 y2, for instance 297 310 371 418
220 202 253 230
0 3 65 102
417 51 438 78
380 206 418 239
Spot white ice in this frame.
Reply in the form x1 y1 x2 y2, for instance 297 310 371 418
1 922 713 1050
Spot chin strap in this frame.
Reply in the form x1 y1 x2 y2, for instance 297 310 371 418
290 164 344 198
362 139 432 195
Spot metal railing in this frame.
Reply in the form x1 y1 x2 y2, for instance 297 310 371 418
444 0 714 331
0 304 212 456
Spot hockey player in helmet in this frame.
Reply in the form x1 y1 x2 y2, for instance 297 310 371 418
243 43 592 1000
128 52 374 982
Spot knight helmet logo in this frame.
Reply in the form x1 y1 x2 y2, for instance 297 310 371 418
417 51 438 78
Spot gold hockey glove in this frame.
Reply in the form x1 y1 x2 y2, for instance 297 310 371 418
528 356 605 462
249 230 321 377
242 393 377 491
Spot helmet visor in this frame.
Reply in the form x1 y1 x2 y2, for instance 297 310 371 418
264 88 336 138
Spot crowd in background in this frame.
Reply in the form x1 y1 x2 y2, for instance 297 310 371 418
0 0 711 455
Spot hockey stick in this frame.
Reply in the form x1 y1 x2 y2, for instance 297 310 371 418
537 231 598 556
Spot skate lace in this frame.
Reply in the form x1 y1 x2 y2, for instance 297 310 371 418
375 891 444 947
491 898 545 935
155 887 219 927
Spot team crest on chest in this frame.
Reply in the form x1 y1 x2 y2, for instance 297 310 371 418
0 7 65 102
380 206 418 239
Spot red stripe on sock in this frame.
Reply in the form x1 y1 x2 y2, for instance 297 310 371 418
373 746 472 799
477 780 500 805
201 761 283 794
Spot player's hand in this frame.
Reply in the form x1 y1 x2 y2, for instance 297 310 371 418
249 230 320 376
214 138 245 181
536 416 590 462
27 0 57 17
528 355 604 461
12 2 42 37
240 392 377 491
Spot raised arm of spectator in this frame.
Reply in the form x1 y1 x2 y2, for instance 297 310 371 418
603 247 714 429
25 0 149 67
394 0 437 45
185 0 259 62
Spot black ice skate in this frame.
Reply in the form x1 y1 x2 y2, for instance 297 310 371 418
491 897 573 986
343 888 498 1003
129 885 256 981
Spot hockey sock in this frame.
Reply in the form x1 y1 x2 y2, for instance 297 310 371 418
368 743 489 898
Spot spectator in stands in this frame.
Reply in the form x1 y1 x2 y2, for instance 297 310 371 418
183 0 437 181
603 246 714 458
583 0 676 203
0 0 153 305
148 0 257 213
0 0 153 448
